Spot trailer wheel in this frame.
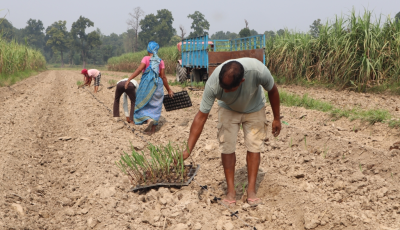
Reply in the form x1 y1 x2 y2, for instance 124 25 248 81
176 64 187 83
190 69 201 83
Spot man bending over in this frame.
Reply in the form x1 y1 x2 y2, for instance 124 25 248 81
183 58 281 207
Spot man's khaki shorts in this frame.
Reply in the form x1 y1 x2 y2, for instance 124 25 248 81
217 106 267 154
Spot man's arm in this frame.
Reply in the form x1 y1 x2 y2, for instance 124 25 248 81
183 111 209 159
267 84 281 137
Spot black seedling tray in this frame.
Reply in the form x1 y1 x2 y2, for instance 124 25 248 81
163 90 192 111
129 164 200 191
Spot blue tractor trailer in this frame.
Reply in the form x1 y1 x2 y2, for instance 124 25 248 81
175 34 266 83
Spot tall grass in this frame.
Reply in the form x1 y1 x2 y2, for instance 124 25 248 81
107 46 179 74
266 10 400 91
0 36 46 86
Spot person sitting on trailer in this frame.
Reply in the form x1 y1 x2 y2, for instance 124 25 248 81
124 41 174 135
182 58 281 207
113 78 139 124
81 69 101 93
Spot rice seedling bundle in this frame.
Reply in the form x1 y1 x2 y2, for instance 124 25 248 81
0 36 46 85
107 46 179 74
116 142 193 186
265 10 400 90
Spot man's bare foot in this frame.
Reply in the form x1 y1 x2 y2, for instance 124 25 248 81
247 191 262 206
221 191 236 208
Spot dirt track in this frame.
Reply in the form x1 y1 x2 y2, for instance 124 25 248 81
0 70 400 230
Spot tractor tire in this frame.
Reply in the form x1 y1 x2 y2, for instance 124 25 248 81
176 64 187 83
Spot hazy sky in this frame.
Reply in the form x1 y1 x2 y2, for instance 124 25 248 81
2 0 400 36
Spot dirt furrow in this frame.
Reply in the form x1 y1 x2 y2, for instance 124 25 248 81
0 70 399 230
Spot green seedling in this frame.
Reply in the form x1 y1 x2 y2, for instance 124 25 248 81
359 163 363 172
108 79 117 85
77 80 83 86
282 121 289 125
116 142 190 186
242 182 247 195
323 145 328 158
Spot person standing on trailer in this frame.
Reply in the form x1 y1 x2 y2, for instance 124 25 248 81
81 69 101 93
182 58 281 207
113 78 139 124
124 41 174 135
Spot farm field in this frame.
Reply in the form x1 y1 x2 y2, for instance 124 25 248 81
1 70 400 230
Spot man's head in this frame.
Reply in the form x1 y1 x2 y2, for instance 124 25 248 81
219 61 245 92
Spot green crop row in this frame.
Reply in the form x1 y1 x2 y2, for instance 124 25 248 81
0 36 46 86
265 10 400 91
107 46 179 74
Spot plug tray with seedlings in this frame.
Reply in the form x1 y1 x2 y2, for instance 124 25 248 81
116 142 199 191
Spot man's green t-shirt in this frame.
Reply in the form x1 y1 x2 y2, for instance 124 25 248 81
200 58 275 114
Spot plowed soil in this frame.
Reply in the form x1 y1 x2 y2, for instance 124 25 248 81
1 70 399 230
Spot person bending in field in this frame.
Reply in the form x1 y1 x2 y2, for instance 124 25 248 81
124 41 174 135
81 69 101 93
182 58 281 207
113 78 139 123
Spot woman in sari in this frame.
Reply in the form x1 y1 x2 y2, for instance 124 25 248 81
124 41 174 135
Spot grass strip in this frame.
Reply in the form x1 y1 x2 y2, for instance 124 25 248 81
267 90 399 127
0 70 41 87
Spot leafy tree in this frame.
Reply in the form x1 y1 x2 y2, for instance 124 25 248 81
264 30 275 39
309 19 322 38
168 35 181 46
396 12 400 23
46 20 68 67
22 19 45 49
210 31 239 40
71 16 101 68
210 31 226 40
155 9 175 46
250 29 259 36
139 9 175 47
0 18 15 41
226 31 239 40
187 11 210 38
239 28 251 38
277 29 285 36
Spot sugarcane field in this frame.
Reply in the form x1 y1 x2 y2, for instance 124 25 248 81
2 2 400 230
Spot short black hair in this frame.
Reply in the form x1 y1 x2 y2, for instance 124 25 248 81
218 61 244 90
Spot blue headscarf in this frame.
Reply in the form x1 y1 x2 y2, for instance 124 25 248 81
147 41 161 74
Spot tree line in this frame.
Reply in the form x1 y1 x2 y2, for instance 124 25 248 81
4 8 396 67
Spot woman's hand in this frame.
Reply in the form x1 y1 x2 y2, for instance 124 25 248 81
168 89 174 98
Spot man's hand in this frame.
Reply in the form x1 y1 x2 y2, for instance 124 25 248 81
168 89 174 98
271 119 281 137
182 149 190 160
126 117 133 124
124 81 129 90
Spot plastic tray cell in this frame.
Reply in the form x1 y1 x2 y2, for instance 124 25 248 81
130 165 200 191
163 90 192 111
